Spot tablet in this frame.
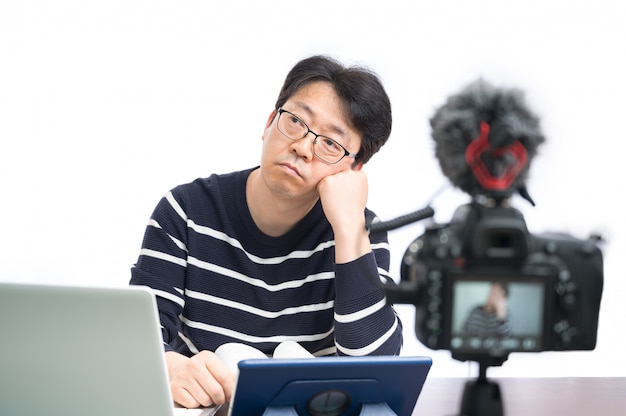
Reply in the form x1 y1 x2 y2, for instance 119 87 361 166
229 355 432 416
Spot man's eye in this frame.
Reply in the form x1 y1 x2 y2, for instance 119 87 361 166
289 116 305 128
321 137 340 151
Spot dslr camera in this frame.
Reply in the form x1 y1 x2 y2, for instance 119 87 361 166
388 200 603 364
381 79 604 366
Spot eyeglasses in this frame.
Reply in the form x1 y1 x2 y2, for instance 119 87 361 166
276 108 358 164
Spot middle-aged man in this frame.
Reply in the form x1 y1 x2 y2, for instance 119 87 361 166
130 54 403 408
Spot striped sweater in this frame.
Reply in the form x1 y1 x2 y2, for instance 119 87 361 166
130 167 403 357
461 306 513 337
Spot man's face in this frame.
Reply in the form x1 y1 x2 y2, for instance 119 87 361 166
486 283 507 307
259 81 362 201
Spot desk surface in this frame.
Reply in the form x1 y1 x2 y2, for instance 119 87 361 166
413 377 626 416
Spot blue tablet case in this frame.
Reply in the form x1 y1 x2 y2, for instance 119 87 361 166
229 355 432 416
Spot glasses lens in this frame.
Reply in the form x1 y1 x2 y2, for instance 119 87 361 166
314 137 345 164
278 110 307 141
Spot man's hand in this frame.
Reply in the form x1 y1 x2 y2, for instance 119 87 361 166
317 169 371 263
166 350 236 409
493 297 509 321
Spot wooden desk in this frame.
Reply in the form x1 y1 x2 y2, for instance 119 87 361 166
413 377 626 416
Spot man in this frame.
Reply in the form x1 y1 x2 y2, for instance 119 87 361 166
461 282 512 337
130 55 403 408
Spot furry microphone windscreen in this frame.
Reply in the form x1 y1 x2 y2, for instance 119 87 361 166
430 78 546 200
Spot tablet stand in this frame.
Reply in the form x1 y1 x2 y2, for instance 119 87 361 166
359 402 397 415
258 377 404 416
261 407 297 415
261 401 398 416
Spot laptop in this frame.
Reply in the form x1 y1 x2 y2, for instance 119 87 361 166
0 282 218 416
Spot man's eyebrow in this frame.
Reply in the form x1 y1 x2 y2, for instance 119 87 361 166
292 101 348 138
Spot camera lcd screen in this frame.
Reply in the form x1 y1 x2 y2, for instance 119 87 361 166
449 276 545 354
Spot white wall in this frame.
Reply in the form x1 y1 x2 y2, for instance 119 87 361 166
2 0 624 378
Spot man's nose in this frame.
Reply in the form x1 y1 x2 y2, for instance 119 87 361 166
290 133 315 160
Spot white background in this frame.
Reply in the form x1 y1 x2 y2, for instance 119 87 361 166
2 0 624 378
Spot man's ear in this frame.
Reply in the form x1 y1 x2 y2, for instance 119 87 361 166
351 161 364 171
261 109 277 141
265 109 277 129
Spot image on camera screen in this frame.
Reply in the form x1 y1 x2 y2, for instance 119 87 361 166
449 276 545 354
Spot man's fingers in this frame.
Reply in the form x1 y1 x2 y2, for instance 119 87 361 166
169 350 236 408
198 351 237 402
172 383 209 409
173 377 225 408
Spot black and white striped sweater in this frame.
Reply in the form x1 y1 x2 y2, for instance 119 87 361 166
130 167 403 357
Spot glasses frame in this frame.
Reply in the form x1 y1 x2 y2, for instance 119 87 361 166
276 108 358 164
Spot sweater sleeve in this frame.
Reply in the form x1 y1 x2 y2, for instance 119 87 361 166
129 190 189 352
332 248 403 356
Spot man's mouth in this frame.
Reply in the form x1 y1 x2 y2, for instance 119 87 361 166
280 162 301 177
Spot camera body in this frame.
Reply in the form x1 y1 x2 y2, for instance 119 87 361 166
387 200 603 364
